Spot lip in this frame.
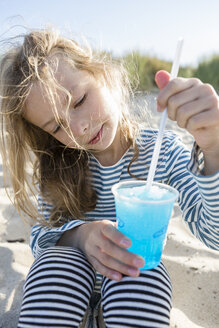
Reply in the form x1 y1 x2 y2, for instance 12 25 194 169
88 125 103 145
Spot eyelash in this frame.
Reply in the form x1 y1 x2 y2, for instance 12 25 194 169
53 94 87 134
53 125 61 134
74 94 86 108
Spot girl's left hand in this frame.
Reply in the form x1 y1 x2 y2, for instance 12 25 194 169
155 70 219 174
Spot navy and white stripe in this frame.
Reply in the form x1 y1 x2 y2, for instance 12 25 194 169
102 262 172 327
31 129 219 259
18 247 96 327
18 247 172 327
19 128 219 327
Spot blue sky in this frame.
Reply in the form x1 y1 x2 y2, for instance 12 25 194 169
0 0 219 66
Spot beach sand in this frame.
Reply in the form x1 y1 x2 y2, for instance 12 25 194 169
0 97 219 327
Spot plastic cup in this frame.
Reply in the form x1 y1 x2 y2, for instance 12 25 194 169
112 181 178 270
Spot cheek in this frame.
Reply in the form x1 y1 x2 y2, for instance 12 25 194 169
90 88 120 122
109 102 120 122
54 132 77 148
97 88 116 113
104 94 119 117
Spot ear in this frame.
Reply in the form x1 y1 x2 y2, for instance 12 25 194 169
155 70 171 90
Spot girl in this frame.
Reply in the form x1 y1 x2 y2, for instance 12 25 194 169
0 28 219 328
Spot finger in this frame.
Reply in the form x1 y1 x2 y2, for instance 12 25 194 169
95 247 141 278
166 84 212 121
88 255 124 281
98 237 145 268
157 77 202 110
176 95 218 129
187 107 219 133
101 221 132 248
155 70 171 90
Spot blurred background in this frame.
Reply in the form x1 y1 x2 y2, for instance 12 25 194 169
1 2 219 327
0 0 219 91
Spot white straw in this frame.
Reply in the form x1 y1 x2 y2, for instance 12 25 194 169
146 38 184 189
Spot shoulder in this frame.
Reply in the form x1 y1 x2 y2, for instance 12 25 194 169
37 193 53 214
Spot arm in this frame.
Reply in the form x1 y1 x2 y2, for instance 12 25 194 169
31 194 145 281
30 194 86 258
155 70 219 250
56 220 145 281
165 135 219 250
186 143 219 249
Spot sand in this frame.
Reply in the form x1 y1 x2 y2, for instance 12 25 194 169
0 97 219 327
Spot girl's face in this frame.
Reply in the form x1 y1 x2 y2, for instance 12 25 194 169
25 58 122 157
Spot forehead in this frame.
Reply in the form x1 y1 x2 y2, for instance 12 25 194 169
24 59 92 126
50 57 92 89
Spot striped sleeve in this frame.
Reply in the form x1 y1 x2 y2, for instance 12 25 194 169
166 136 219 250
30 194 86 259
186 143 219 249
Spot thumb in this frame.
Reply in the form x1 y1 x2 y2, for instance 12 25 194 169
112 221 118 228
155 70 171 90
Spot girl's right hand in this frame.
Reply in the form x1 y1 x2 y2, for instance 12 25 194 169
77 220 145 281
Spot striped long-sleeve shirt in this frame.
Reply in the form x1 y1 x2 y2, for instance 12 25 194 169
30 129 219 260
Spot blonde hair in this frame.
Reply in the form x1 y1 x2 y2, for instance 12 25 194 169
0 28 139 226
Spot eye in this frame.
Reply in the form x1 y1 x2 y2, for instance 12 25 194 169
74 94 86 108
53 125 61 134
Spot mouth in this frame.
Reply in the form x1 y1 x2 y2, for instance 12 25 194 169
88 125 103 145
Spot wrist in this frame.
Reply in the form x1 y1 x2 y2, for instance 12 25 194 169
56 223 87 250
74 223 90 253
202 150 219 175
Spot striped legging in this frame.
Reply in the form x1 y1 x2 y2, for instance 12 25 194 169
18 247 172 328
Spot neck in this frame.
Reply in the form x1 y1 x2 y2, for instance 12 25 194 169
95 148 127 166
93 130 131 167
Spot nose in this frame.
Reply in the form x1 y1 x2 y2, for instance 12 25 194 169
69 114 89 137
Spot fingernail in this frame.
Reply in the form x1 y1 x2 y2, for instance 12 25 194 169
134 256 145 267
128 268 138 276
112 273 121 281
120 238 131 247
157 104 162 112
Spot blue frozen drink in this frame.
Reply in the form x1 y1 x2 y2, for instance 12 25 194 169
112 181 178 270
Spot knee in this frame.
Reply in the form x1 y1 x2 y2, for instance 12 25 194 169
24 246 96 293
102 263 172 299
101 264 172 327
